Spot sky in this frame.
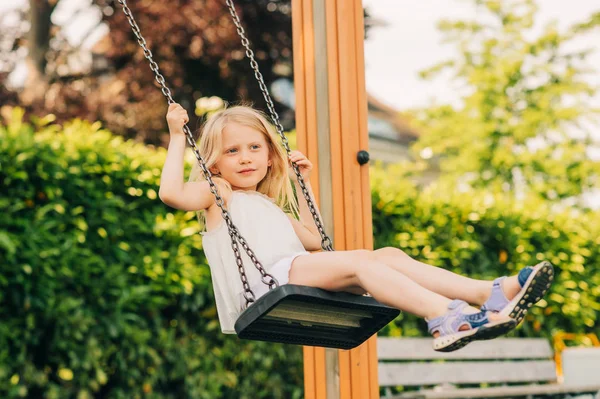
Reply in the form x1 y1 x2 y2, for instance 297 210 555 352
363 0 600 111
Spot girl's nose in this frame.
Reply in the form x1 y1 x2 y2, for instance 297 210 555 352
239 152 251 163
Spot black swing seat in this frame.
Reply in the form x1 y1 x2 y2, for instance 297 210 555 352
234 284 400 350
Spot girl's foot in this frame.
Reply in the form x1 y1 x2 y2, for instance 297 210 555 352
481 261 554 325
428 299 516 352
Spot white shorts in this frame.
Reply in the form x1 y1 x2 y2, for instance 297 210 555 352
238 252 308 308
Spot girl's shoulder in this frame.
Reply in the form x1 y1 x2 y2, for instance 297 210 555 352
207 177 233 203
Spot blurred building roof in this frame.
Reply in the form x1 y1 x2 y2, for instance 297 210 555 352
367 94 420 145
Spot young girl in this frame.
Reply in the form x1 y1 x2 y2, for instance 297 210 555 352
159 103 554 352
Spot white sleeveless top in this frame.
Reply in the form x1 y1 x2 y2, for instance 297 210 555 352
201 190 307 334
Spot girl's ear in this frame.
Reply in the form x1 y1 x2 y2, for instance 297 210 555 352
267 159 272 167
210 167 219 175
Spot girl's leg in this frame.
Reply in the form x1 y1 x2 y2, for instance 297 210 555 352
289 250 515 351
290 250 486 320
372 247 522 306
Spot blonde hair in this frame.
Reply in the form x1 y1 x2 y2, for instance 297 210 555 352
189 105 299 228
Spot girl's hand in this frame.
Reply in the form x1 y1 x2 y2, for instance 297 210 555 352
166 103 189 136
288 150 313 182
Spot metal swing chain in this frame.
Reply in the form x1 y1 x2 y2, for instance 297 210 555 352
224 0 334 252
117 0 279 307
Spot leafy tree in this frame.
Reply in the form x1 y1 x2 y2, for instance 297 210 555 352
0 0 294 144
411 0 600 207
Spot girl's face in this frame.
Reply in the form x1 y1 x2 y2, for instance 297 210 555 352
211 122 272 191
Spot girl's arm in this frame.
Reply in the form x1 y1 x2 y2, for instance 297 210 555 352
287 180 324 251
158 103 230 211
286 151 324 251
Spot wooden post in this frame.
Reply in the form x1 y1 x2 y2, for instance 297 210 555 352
292 0 379 398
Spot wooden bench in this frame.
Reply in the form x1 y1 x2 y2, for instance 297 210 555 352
378 337 600 399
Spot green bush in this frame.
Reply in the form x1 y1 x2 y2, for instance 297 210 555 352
0 109 303 399
370 166 600 339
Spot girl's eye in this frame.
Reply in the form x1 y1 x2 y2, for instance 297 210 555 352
251 144 260 150
227 148 237 154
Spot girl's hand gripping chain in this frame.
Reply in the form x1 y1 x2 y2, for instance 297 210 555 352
288 150 313 182
166 103 189 136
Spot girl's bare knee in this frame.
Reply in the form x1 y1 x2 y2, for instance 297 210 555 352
375 246 408 258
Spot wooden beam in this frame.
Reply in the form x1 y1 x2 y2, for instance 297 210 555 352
325 0 378 397
293 0 378 397
292 1 327 398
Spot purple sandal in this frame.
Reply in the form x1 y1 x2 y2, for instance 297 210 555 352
428 299 516 352
482 261 554 325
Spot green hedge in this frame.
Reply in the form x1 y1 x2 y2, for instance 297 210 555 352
0 109 303 399
371 166 600 339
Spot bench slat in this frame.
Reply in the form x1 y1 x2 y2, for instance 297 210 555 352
377 338 552 361
379 360 557 387
391 382 600 399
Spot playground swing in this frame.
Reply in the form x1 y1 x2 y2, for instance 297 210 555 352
117 0 399 350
